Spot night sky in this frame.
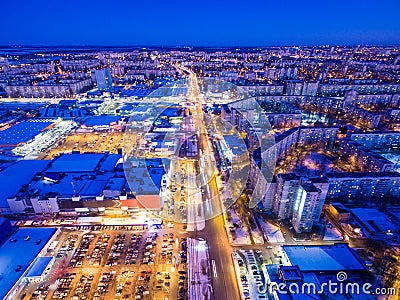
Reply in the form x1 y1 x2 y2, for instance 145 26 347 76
1 0 399 46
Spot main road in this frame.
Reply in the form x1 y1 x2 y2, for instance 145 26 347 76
178 65 241 300
200 175 241 300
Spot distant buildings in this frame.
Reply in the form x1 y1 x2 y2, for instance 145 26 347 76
319 83 400 97
239 83 284 96
298 126 338 148
4 79 92 98
344 105 381 129
259 100 302 129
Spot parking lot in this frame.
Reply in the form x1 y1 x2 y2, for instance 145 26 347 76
18 226 189 300
161 158 189 224
39 132 124 159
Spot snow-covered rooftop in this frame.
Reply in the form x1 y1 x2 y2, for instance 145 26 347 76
0 227 57 299
283 244 366 272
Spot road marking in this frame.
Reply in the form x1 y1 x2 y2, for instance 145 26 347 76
211 259 217 278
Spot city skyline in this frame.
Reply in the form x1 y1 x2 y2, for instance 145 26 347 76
1 0 400 46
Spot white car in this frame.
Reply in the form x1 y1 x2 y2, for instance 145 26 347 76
167 222 174 228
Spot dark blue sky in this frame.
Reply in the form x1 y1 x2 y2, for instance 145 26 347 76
1 0 399 46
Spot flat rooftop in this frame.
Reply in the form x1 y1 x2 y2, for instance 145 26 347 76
330 202 350 214
25 256 53 278
83 115 121 127
279 265 303 281
0 227 57 299
224 134 248 156
0 119 54 146
100 154 122 172
0 160 50 208
124 158 166 195
351 208 397 233
33 172 112 197
283 244 366 272
48 153 105 173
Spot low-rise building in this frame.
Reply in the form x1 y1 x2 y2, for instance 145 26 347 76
327 202 351 222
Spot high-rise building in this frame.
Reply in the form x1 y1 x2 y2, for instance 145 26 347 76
94 68 113 91
0 57 9 72
292 183 322 233
272 175 328 233
272 173 299 219
285 80 303 95
302 81 319 96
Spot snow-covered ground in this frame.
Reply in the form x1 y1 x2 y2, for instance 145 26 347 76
248 215 264 245
224 209 252 245
256 216 285 243
188 238 213 300
293 152 338 176
250 228 264 245
323 226 343 241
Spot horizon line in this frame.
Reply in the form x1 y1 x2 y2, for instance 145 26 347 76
1 43 400 48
